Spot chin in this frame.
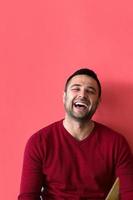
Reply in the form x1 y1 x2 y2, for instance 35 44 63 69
72 114 92 122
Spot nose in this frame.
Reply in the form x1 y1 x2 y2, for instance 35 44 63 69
79 89 88 98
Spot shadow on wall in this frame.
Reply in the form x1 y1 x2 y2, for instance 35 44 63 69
94 81 133 151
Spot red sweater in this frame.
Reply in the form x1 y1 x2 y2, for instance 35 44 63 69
18 120 133 200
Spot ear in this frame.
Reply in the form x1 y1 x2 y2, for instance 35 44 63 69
63 92 66 103
97 97 101 107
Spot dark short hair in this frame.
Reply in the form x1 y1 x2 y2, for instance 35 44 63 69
64 68 101 97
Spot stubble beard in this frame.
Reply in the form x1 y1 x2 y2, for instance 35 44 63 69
64 100 99 123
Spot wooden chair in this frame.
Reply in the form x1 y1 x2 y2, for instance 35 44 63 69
105 178 119 200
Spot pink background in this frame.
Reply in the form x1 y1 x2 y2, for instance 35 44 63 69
0 0 133 199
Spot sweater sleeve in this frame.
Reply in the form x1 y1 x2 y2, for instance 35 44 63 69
18 132 44 200
115 135 133 200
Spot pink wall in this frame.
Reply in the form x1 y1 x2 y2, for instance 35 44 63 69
0 0 133 199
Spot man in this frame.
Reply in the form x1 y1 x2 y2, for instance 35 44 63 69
18 68 133 200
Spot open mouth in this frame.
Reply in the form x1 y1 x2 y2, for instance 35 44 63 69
73 102 88 111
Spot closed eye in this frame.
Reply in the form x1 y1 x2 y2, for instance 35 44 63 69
71 87 80 91
86 89 96 94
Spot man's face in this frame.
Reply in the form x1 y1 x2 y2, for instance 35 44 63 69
63 75 101 121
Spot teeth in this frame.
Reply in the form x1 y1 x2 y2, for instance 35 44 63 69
75 102 88 108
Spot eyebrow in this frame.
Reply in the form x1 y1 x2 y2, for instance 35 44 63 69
70 84 81 88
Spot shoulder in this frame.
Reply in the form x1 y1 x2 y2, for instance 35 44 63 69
26 119 63 146
94 122 133 162
23 120 63 160
94 121 130 149
24 120 63 154
95 121 124 138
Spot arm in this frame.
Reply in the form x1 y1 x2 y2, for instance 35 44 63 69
18 133 44 200
115 136 133 200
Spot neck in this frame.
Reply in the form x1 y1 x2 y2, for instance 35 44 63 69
63 115 95 141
